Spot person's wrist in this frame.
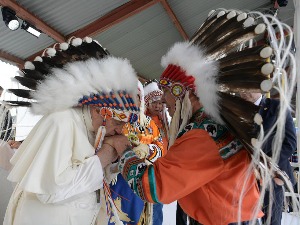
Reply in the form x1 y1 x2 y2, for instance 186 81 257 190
102 143 115 151
118 143 132 156
97 144 115 168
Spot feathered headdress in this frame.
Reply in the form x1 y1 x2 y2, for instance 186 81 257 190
143 80 163 107
159 8 298 219
160 9 295 150
6 37 140 124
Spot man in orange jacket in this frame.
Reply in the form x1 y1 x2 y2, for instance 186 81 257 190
102 9 297 225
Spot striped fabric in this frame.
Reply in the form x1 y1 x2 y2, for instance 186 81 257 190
119 150 159 203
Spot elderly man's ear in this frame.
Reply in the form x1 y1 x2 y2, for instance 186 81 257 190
90 106 104 131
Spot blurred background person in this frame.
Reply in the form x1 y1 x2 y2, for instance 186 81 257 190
144 80 169 152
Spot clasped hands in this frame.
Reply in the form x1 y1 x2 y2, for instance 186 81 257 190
96 135 132 168
103 135 132 156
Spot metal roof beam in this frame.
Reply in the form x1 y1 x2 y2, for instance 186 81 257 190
0 0 66 42
0 50 24 67
27 0 160 61
68 0 160 38
160 0 188 40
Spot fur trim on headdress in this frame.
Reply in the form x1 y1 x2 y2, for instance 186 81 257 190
31 57 138 115
161 42 221 123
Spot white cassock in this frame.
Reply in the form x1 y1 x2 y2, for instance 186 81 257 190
0 140 15 223
4 107 104 225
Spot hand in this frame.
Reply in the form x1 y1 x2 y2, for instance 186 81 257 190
96 143 118 168
103 135 132 156
7 140 22 149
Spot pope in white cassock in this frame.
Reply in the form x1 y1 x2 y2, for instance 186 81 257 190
3 37 140 225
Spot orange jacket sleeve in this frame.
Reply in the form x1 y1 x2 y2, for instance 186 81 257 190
119 129 224 203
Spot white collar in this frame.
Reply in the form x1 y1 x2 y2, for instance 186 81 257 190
254 95 262 106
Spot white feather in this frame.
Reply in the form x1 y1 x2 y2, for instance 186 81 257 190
227 11 236 19
24 61 35 70
261 63 274 75
83 37 93 43
46 48 56 57
260 80 273 92
34 56 43 62
254 23 266 34
144 82 160 97
217 11 225 18
161 42 221 123
237 13 247 22
31 57 138 115
71 38 83 47
243 17 254 28
168 100 181 148
16 70 24 77
208 10 215 17
260 47 273 58
59 42 69 51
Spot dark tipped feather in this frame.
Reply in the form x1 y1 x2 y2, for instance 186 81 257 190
62 45 89 62
52 51 74 65
190 13 219 43
220 61 267 72
219 67 269 79
8 89 32 99
206 25 263 59
200 16 244 47
4 100 31 107
220 106 256 144
41 56 64 68
219 45 270 67
219 81 266 93
78 41 109 59
22 69 45 80
31 61 51 75
6 37 112 111
218 73 269 92
219 92 260 124
222 115 291 184
193 13 229 45
14 76 38 90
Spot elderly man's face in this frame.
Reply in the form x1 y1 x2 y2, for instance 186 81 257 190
239 92 262 103
148 99 163 117
162 88 176 117
90 107 126 136
105 118 126 136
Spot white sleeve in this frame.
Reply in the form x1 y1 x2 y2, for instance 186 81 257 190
37 155 103 204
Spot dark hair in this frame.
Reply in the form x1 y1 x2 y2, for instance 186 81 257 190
0 86 3 91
